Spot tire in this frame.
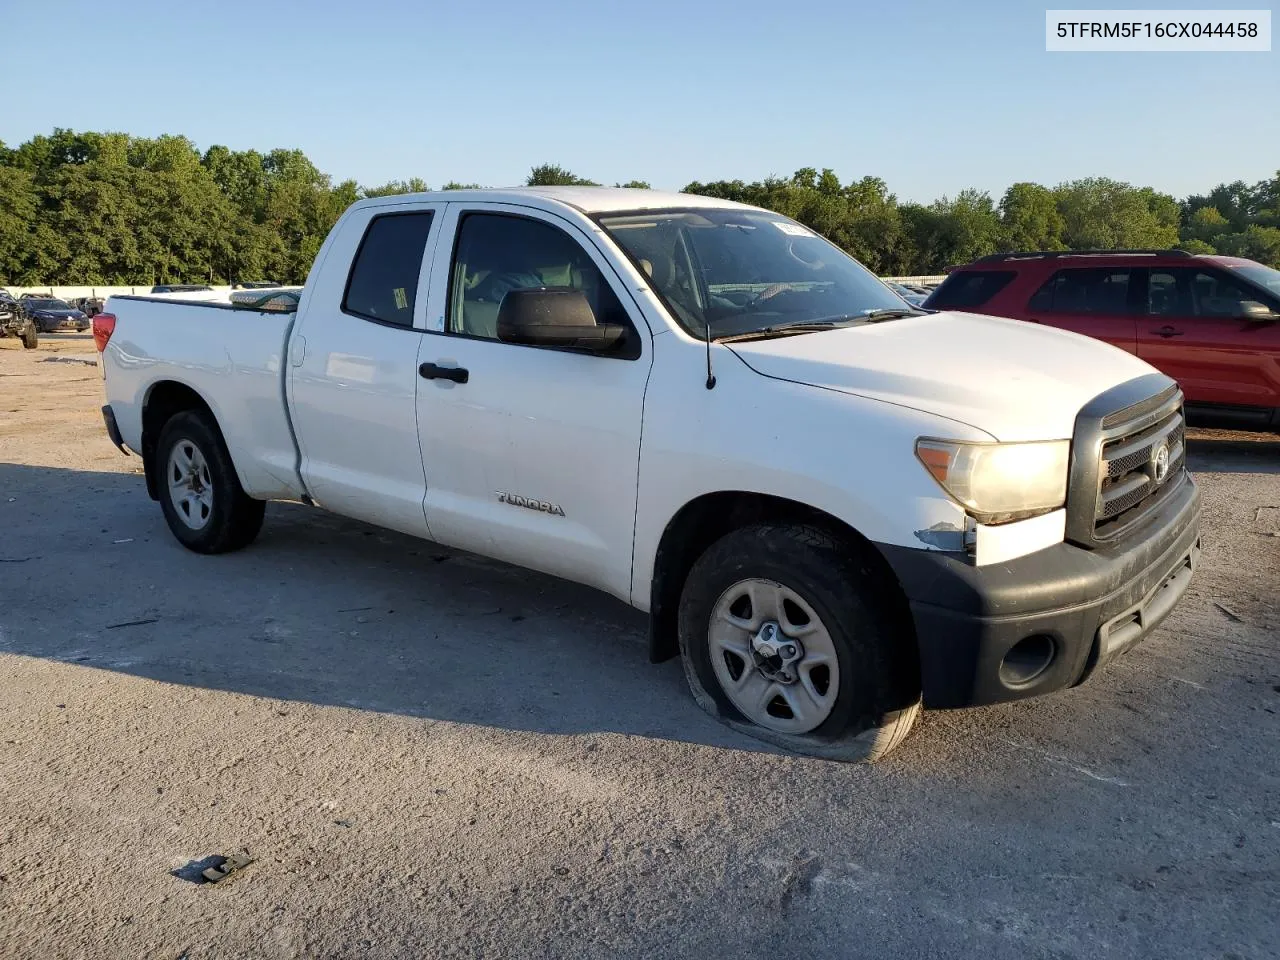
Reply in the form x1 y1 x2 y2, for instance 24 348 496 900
678 523 920 762
155 410 265 554
20 324 38 349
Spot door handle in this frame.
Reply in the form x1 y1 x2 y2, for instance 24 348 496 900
1151 325 1184 338
419 362 469 384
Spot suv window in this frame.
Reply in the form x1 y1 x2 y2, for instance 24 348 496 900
448 213 635 351
1189 269 1263 317
343 211 435 327
923 271 1015 310
1146 268 1272 318
1028 268 1133 315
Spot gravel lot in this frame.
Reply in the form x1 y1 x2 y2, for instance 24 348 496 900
2 334 1278 959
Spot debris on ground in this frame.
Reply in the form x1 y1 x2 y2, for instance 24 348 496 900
171 854 254 885
1213 601 1245 623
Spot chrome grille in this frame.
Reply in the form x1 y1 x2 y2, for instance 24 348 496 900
1094 405 1185 535
1064 374 1188 548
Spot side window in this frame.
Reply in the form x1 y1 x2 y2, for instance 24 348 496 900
448 213 635 349
1189 269 1258 318
1028 268 1133 315
342 211 435 327
1146 270 1189 316
923 270 1015 310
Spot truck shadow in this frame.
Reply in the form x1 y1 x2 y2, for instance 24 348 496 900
0 462 750 752
1 447 1272 757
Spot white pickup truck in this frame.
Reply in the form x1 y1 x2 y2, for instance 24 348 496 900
95 187 1202 761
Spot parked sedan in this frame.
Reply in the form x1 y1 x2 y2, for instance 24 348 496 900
21 297 90 333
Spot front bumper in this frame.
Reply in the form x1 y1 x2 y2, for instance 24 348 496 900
879 472 1202 708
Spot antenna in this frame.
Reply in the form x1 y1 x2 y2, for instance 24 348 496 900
704 320 716 390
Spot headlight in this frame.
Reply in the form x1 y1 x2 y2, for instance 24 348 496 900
916 438 1069 524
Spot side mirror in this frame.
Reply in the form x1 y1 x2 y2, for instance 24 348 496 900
1238 300 1277 322
496 288 626 351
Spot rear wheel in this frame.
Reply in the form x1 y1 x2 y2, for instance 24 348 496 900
678 523 920 762
156 410 265 553
20 323 38 349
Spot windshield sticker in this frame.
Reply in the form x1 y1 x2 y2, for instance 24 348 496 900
772 221 814 237
393 287 408 310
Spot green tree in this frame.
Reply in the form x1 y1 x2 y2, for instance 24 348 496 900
1174 238 1217 255
1213 225 1280 267
1184 206 1230 244
202 146 268 219
1054 178 1179 249
903 190 1000 272
361 177 430 198
0 166 37 282
998 182 1065 252
526 164 598 186
6 128 1280 284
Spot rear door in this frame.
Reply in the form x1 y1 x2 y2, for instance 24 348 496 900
1023 266 1140 353
1136 266 1280 414
413 202 652 599
287 202 445 537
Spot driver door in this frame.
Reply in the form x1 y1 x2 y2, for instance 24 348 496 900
1137 266 1280 413
414 203 654 600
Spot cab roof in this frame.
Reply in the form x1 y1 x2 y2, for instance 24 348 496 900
349 186 753 216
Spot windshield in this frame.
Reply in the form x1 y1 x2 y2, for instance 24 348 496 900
1231 263 1280 300
30 299 71 310
598 209 911 339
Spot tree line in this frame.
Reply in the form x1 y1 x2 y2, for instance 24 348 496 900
1 130 1277 285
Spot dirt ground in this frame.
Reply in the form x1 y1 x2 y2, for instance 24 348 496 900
1 333 1278 959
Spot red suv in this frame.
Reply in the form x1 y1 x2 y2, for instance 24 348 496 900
924 250 1280 430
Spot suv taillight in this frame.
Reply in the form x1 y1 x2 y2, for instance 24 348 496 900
92 313 116 352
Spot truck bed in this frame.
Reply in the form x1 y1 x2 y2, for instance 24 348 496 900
101 296 308 501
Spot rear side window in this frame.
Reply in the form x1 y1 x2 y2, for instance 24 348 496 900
1027 268 1133 315
343 212 435 327
924 271 1015 310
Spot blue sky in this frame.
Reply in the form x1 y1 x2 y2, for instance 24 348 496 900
4 0 1277 202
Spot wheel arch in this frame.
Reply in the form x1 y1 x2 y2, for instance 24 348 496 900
646 491 918 674
140 380 226 502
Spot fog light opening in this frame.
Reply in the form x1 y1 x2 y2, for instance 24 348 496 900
999 634 1057 687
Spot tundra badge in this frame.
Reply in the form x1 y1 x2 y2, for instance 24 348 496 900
497 492 565 517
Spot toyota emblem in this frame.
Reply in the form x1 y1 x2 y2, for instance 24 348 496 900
1151 441 1171 483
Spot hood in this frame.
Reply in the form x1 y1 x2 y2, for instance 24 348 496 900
33 308 83 317
725 311 1159 442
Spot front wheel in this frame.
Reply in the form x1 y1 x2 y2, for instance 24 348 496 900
678 524 920 762
156 410 265 554
20 323 38 349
